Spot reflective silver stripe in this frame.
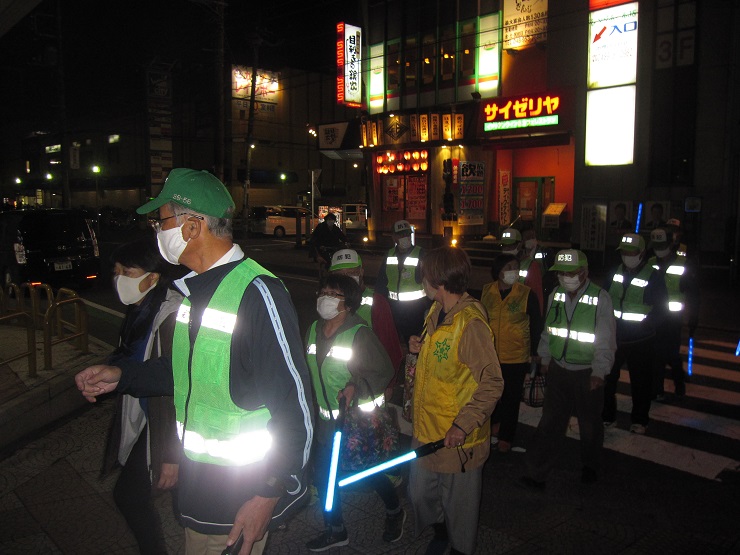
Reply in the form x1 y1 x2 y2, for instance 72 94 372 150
201 307 237 334
553 292 566 302
668 301 684 312
176 304 190 323
403 257 420 267
535 252 544 259
319 393 385 419
630 278 649 288
387 256 398 265
327 346 352 361
666 265 685 276
579 295 599 306
652 264 660 271
677 250 687 257
396 290 425 301
389 291 398 300
361 296 373 306
613 274 624 283
177 421 272 465
614 310 647 322
307 344 317 355
519 269 528 278
547 327 595 343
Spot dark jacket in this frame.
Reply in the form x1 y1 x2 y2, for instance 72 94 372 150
103 285 182 484
116 256 314 535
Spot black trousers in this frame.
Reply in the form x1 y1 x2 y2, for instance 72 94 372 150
653 319 686 395
603 337 655 426
491 362 529 443
113 427 171 555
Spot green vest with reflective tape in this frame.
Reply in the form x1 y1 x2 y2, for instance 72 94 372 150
518 256 533 283
172 259 274 466
356 287 374 326
608 263 655 322
545 282 602 365
649 253 686 313
385 246 425 301
305 321 383 420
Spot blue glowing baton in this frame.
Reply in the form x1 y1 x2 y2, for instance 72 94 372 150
338 439 445 488
324 399 347 512
687 336 694 377
634 203 643 234
735 339 740 357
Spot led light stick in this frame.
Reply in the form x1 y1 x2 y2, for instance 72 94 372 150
735 339 740 357
634 203 643 234
338 439 445 488
687 336 694 377
324 399 347 512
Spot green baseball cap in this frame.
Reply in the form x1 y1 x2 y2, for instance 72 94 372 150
617 233 645 252
550 249 588 272
136 168 235 218
499 228 522 245
330 249 363 271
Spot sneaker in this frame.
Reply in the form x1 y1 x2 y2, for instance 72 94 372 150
630 423 647 435
382 508 406 542
581 466 598 484
306 528 349 552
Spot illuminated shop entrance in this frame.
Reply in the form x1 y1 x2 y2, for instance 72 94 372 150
511 176 555 236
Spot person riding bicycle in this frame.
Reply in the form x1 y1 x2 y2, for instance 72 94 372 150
309 212 348 265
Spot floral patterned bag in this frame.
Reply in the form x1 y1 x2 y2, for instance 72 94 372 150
340 398 400 472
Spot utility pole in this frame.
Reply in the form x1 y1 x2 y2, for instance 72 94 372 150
243 30 262 225
214 1 225 182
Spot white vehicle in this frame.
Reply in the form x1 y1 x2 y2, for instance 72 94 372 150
249 206 315 237
342 203 367 230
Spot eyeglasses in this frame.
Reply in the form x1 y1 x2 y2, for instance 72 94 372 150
316 291 345 299
149 213 204 232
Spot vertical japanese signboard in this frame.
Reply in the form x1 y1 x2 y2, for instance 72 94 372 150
406 176 427 220
337 23 362 108
503 0 548 51
383 177 401 211
498 170 512 226
580 199 607 251
458 161 485 226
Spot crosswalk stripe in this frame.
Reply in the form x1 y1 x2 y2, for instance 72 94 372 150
681 362 740 383
619 369 740 406
682 343 739 364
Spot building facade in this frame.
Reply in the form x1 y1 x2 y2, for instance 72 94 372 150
338 0 738 266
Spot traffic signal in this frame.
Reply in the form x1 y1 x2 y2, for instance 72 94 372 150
442 158 452 188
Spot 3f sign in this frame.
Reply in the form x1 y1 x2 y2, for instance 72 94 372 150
655 30 695 69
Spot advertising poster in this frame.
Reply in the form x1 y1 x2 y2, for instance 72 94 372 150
498 170 512 226
458 161 485 226
581 199 607 251
406 176 427 220
383 177 401 211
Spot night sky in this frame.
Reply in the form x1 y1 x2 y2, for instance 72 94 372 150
0 0 358 129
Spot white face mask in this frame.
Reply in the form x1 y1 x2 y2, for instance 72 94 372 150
114 273 155 305
502 247 518 256
524 239 537 251
397 236 412 250
502 270 518 285
621 253 642 269
157 223 189 265
317 295 342 320
654 247 671 258
423 279 437 301
558 274 582 293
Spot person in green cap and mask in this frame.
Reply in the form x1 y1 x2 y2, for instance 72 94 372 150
75 168 314 555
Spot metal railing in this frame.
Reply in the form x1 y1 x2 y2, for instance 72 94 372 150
0 310 37 377
43 297 89 372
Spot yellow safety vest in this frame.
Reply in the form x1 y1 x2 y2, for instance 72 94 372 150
481 281 530 364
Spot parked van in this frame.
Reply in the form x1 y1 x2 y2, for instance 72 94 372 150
0 209 100 288
249 206 315 237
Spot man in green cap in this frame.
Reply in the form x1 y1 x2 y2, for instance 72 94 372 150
75 168 314 554
520 249 616 488
603 233 667 435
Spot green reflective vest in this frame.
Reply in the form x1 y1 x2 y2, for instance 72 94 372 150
385 246 425 301
306 321 383 420
173 259 274 467
356 287 374 326
608 263 655 322
649 253 686 313
545 282 602 365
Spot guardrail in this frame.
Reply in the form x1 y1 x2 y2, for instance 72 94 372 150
0 281 90 374
0 310 37 377
43 297 89 372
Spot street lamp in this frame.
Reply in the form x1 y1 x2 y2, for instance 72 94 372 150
92 165 101 209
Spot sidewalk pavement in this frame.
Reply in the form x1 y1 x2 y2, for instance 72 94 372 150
0 239 738 553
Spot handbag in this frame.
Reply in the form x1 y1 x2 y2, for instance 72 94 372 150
340 388 400 472
522 362 546 408
402 327 427 423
